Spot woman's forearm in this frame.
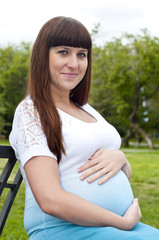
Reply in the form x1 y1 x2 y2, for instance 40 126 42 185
42 188 140 231
43 188 125 229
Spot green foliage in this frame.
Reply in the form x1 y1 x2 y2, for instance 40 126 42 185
0 42 30 137
90 30 159 144
91 23 101 45
0 30 159 143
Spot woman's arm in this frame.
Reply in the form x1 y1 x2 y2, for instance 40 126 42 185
78 149 132 185
24 156 141 230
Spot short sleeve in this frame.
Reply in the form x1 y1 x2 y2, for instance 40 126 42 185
9 96 57 167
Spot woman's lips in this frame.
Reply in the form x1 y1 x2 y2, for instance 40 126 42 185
62 73 78 78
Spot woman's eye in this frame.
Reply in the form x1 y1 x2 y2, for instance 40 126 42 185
58 50 68 55
78 52 87 58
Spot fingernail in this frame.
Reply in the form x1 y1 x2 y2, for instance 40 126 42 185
98 181 102 185
80 176 84 180
87 178 92 183
78 168 81 172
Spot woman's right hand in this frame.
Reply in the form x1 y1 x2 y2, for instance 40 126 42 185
123 198 142 230
78 148 132 185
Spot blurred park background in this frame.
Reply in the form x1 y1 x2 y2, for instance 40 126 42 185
0 28 159 148
0 27 159 239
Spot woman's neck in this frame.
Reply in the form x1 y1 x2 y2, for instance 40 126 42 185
51 86 71 107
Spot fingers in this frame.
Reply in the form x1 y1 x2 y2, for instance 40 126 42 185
79 163 102 180
133 198 138 204
78 158 99 173
133 198 142 218
80 167 118 185
89 171 114 185
124 197 142 228
78 149 103 173
97 171 116 185
87 168 108 184
89 148 102 160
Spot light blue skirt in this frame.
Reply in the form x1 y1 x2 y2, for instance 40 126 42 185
29 222 159 240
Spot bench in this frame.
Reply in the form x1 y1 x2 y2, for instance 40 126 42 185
0 144 23 236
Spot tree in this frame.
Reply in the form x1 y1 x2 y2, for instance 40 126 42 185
91 30 159 148
0 42 30 137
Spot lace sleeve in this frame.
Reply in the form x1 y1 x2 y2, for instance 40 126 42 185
9 97 57 167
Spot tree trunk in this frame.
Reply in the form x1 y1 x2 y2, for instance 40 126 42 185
135 134 142 148
129 78 154 149
129 120 154 149
122 137 129 147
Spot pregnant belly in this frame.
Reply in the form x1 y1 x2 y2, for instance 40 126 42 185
61 170 134 216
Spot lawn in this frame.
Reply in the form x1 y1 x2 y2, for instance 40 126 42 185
0 142 159 239
123 149 159 229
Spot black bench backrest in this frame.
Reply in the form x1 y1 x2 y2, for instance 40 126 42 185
0 145 23 235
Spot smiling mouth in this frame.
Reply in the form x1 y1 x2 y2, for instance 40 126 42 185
62 73 78 78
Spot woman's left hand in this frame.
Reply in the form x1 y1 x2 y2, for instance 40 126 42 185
77 148 131 185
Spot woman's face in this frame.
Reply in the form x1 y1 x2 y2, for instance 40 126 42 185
49 46 88 94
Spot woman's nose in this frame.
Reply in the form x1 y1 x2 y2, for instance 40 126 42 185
67 54 79 69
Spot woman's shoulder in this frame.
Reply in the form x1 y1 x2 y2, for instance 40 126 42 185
12 95 40 128
15 95 36 116
17 95 34 110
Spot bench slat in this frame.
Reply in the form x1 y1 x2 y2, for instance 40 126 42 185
0 145 15 158
0 145 23 236
0 157 17 195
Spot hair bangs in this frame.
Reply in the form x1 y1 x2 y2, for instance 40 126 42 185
48 17 92 50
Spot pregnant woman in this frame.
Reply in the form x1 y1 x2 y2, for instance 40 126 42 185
9 16 159 239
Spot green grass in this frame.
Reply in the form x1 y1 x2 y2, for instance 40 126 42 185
122 149 159 229
0 142 159 239
0 138 10 145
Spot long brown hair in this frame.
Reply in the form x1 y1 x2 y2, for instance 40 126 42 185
28 16 92 163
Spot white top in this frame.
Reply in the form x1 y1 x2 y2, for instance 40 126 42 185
9 95 133 236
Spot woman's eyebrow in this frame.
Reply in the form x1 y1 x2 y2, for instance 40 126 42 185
55 46 88 52
80 49 88 52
